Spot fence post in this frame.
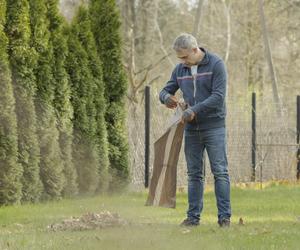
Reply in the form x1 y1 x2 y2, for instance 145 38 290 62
145 86 150 188
251 92 256 182
297 95 300 180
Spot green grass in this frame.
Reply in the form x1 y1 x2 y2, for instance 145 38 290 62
0 184 300 250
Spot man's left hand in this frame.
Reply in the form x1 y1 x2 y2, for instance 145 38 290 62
181 109 195 123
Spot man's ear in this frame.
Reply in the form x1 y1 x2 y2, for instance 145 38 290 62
192 47 198 54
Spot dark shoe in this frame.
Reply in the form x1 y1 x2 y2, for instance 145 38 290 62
180 218 199 227
218 218 230 228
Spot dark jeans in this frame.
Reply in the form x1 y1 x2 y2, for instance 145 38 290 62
184 127 231 222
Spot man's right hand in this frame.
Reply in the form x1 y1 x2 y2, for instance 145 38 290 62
165 95 178 109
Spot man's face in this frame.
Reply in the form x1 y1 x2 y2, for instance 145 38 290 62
176 48 198 66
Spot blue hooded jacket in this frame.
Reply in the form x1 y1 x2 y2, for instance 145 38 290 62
159 48 227 130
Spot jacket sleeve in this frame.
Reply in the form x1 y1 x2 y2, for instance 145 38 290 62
190 60 227 114
159 66 180 104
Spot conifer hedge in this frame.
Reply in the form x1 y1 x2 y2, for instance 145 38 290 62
0 0 129 203
0 0 22 205
90 0 129 190
65 24 100 194
5 0 42 202
74 6 109 192
29 0 64 200
46 0 78 197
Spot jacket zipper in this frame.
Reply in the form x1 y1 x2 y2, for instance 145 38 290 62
193 75 196 105
192 73 198 126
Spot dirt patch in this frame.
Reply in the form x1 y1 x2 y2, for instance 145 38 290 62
48 211 127 231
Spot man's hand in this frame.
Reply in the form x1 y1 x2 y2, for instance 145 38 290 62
181 108 195 123
165 95 178 109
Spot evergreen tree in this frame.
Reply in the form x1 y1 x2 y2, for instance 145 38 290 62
90 0 129 190
46 0 78 197
65 25 100 194
74 6 109 192
5 0 42 202
0 0 22 205
29 0 64 200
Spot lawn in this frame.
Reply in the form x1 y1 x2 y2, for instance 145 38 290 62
0 183 299 250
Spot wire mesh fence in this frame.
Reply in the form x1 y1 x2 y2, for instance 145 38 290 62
127 88 299 190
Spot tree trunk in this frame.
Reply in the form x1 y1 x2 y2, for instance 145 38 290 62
192 0 204 38
138 0 158 63
258 0 283 116
222 0 231 64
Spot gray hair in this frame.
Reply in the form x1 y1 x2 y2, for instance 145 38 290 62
173 33 198 51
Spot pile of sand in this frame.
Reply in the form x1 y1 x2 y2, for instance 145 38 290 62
48 211 126 231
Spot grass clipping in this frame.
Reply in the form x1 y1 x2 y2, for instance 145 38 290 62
48 211 127 231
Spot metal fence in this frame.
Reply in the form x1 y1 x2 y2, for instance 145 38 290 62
127 88 300 190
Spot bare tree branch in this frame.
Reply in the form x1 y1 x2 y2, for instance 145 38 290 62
154 18 175 68
135 53 172 75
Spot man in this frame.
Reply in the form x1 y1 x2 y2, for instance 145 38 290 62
159 33 231 227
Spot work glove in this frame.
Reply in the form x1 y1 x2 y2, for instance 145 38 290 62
181 108 195 123
164 94 178 109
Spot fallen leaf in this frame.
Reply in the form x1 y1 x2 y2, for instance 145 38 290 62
181 228 191 234
239 217 244 225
